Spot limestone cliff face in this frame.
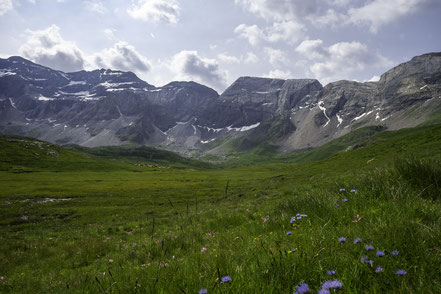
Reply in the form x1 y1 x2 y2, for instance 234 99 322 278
1 52 441 156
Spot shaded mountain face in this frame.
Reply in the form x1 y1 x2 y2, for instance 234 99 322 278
1 53 441 156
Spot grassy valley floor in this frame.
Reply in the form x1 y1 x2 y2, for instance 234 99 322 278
1 125 441 293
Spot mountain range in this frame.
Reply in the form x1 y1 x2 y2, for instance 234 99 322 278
1 52 440 157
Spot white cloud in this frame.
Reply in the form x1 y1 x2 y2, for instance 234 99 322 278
235 21 304 46
127 0 180 24
0 0 12 15
85 1 106 14
296 39 392 84
348 0 438 32
104 29 116 40
295 39 327 60
217 53 240 64
234 0 319 22
263 69 292 79
94 41 151 72
244 52 258 64
170 50 227 91
310 9 346 28
234 24 262 46
19 24 85 72
368 75 380 82
234 0 438 33
264 47 289 66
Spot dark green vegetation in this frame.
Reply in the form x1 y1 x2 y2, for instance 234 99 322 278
1 124 441 293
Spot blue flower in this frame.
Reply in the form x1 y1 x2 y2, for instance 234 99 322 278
365 245 374 251
396 270 406 276
353 238 361 244
365 260 374 265
291 248 296 253
391 250 399 256
221 276 232 283
199 288 208 294
321 280 343 290
318 289 330 294
338 237 346 243
375 266 383 273
327 270 336 276
361 256 368 263
376 251 385 257
287 231 292 236
336 204 340 208
339 188 345 192
342 198 348 202
290 217 296 224
350 189 357 193
294 283 310 294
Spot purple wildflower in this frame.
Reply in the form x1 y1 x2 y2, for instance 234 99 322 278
321 280 343 290
342 198 348 202
353 238 361 244
376 251 385 257
396 270 406 276
375 266 384 273
339 188 346 192
365 260 374 265
327 270 336 276
361 256 368 263
338 237 346 243
290 217 296 224
291 248 296 253
350 189 357 193
318 289 330 294
336 204 340 208
391 250 399 256
199 288 208 294
108 259 114 264
294 283 310 294
221 276 232 283
287 231 292 236
365 245 374 251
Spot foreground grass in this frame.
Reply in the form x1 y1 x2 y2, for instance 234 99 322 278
1 126 441 293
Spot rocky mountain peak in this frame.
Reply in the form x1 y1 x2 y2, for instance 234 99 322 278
1 53 441 156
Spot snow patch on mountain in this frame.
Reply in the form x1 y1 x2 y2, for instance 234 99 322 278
318 101 331 127
227 122 260 132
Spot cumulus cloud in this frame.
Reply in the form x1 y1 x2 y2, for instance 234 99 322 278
94 41 151 72
217 53 240 64
235 0 319 21
244 52 259 64
127 0 180 24
235 20 304 46
84 1 106 14
170 50 227 91
0 0 12 16
295 39 392 84
263 69 292 79
347 0 433 33
104 28 116 40
264 47 289 66
19 24 85 72
234 0 438 32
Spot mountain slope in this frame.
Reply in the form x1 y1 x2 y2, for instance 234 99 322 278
1 52 441 156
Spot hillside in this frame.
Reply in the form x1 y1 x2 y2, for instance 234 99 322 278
1 122 441 292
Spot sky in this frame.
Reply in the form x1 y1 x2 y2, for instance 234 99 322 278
0 0 440 93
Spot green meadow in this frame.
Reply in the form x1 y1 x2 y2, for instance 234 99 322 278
1 124 441 293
